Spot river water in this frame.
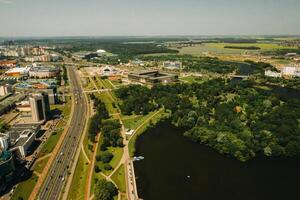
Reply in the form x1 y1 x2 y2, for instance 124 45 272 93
134 121 300 200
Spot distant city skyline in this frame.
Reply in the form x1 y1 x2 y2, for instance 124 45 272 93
0 0 299 37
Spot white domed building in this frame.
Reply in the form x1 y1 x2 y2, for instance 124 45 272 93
96 49 106 56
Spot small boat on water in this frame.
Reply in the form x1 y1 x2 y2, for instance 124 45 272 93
133 156 145 161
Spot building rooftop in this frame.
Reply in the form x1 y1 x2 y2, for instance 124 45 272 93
5 67 31 74
0 150 12 163
29 66 59 72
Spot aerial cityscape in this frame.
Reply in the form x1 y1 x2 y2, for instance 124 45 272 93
0 0 300 200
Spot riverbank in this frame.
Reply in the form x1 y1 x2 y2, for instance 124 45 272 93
128 108 170 157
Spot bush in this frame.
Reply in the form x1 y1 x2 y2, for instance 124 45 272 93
96 155 101 161
101 152 114 163
103 164 113 171
95 165 101 173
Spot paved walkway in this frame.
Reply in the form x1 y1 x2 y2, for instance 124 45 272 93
81 144 91 163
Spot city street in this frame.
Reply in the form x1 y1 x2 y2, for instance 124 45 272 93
37 66 87 200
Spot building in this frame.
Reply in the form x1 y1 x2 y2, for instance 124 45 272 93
29 94 47 122
163 61 182 70
128 70 178 85
100 66 120 76
3 124 40 158
16 100 31 112
29 66 60 79
0 134 9 150
5 67 31 77
264 70 282 78
282 66 300 77
0 60 17 68
10 129 36 157
0 84 13 96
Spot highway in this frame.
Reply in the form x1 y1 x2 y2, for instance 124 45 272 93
38 66 87 200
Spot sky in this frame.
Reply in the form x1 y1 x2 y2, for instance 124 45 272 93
0 0 299 37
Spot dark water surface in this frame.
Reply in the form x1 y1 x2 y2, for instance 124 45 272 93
134 122 300 200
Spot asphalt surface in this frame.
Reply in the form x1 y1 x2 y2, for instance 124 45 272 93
38 66 87 200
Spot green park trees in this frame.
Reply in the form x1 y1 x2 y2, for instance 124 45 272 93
95 179 118 200
116 78 300 161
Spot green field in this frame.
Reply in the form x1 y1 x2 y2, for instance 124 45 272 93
180 75 208 84
11 174 38 200
122 114 154 130
67 151 89 200
111 164 126 193
95 135 124 176
172 42 297 56
50 100 72 118
33 156 50 174
38 128 63 157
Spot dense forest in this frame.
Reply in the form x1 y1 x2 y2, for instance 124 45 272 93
224 46 261 50
116 79 300 161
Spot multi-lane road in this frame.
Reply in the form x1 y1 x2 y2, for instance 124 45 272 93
38 66 87 200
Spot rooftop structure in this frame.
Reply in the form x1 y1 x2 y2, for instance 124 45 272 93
2 124 40 158
163 61 182 70
29 65 60 78
5 66 31 77
0 60 17 68
15 79 57 90
128 70 178 85
0 84 13 96
282 66 300 77
264 70 282 78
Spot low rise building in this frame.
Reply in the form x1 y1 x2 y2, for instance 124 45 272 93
128 70 178 85
163 61 182 70
5 66 31 77
29 66 60 79
3 124 40 158
0 60 17 68
264 70 282 78
16 100 31 112
0 84 13 96
282 66 300 77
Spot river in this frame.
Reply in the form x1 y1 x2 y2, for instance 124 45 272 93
134 121 300 200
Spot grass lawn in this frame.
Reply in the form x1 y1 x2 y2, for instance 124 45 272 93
33 156 50 174
120 194 128 200
95 135 124 176
122 114 152 130
99 78 115 90
95 92 119 116
180 75 207 83
50 99 71 118
11 174 38 200
38 129 63 158
110 80 123 88
67 151 89 200
111 164 126 193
